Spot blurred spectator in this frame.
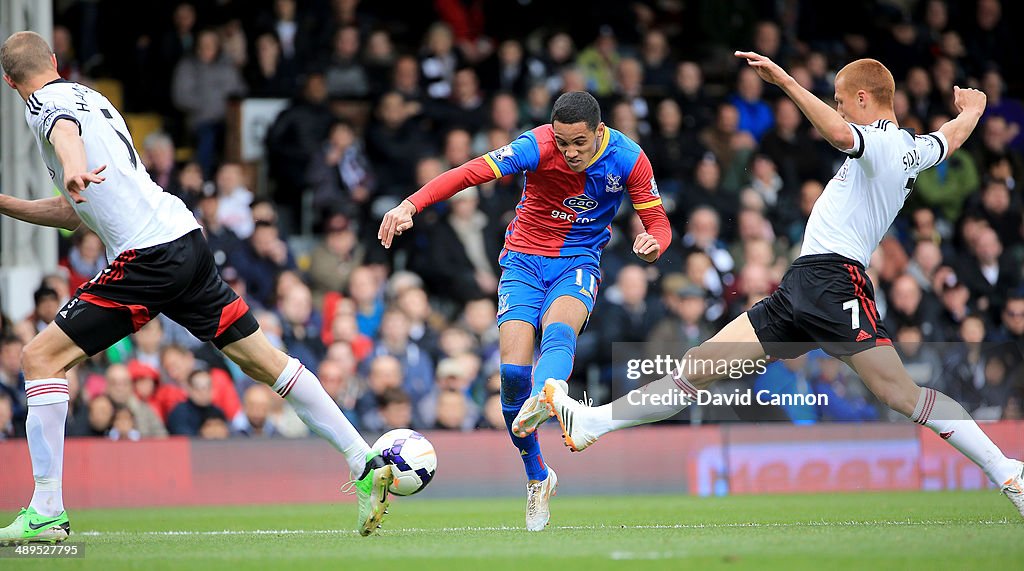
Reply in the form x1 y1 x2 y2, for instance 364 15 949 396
23 286 60 337
161 344 240 423
754 354 818 424
648 278 712 351
369 309 434 401
486 40 529 96
728 66 774 141
230 220 297 308
418 357 480 429
171 28 246 177
639 30 674 93
168 370 227 436
325 26 370 99
68 394 115 437
257 0 318 64
104 364 167 438
395 287 442 360
63 228 106 291
598 264 662 348
942 315 996 413
883 273 943 341
214 163 255 239
142 132 182 201
674 155 737 238
318 350 362 414
244 32 299 98
415 187 500 304
265 72 335 225
277 280 325 370
308 213 365 302
377 387 414 432
700 102 757 195
348 266 385 337
365 92 432 197
430 68 488 134
895 324 945 392
356 355 403 431
0 392 20 439
0 337 25 425
811 353 879 421
196 194 244 271
906 240 945 293
198 417 231 440
126 359 174 423
911 116 980 222
231 383 278 437
433 389 475 431
577 25 621 96
964 178 1023 248
459 299 499 361
419 22 463 100
973 115 1024 185
672 61 715 132
980 69 1024 155
758 98 830 194
954 227 1018 318
363 30 397 98
308 121 376 221
643 98 705 199
680 207 735 294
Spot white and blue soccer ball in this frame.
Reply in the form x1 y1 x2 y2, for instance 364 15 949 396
372 429 437 496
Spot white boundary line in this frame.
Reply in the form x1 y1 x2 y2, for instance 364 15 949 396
77 519 1018 537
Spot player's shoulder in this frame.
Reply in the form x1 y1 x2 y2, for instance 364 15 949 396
528 124 554 145
31 79 83 104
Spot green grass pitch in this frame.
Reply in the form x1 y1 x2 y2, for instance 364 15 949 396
3 491 1020 570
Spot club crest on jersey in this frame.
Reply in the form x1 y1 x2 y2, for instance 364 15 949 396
563 195 598 214
605 173 623 193
490 145 515 162
834 160 850 182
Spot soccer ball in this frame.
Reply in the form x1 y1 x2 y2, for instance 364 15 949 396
372 429 437 496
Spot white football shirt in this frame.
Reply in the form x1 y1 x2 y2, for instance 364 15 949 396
801 120 948 267
25 79 200 261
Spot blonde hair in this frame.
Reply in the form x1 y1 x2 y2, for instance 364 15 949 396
836 58 895 107
0 31 53 83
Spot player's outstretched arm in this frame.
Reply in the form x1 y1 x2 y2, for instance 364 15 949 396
377 154 502 248
50 119 106 204
734 51 854 151
0 194 81 231
937 86 986 160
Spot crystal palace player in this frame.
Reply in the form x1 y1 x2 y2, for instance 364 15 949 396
378 91 671 530
542 52 1024 517
0 31 397 542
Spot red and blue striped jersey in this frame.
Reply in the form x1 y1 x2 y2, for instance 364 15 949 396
481 125 665 260
407 124 671 262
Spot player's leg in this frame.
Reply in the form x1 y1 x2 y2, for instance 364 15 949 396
1 299 135 544
511 296 589 437
513 258 599 436
165 230 391 535
543 312 768 451
843 346 1024 517
497 320 557 530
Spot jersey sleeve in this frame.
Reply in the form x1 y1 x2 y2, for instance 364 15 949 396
29 93 82 143
480 130 540 177
915 131 948 169
625 151 672 254
842 123 868 159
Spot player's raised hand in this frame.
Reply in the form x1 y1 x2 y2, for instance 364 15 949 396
378 199 417 248
633 232 660 263
63 164 106 203
734 51 790 87
952 86 986 115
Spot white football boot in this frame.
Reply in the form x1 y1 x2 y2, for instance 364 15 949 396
542 378 599 452
1001 460 1024 519
511 380 562 437
525 467 558 531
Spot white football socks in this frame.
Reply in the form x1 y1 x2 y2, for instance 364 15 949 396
25 378 70 518
590 372 697 436
272 357 370 476
911 387 1020 485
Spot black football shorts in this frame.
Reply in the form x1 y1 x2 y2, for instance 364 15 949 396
55 229 258 356
747 253 891 359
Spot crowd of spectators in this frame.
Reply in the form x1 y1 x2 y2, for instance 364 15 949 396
2 0 1024 441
